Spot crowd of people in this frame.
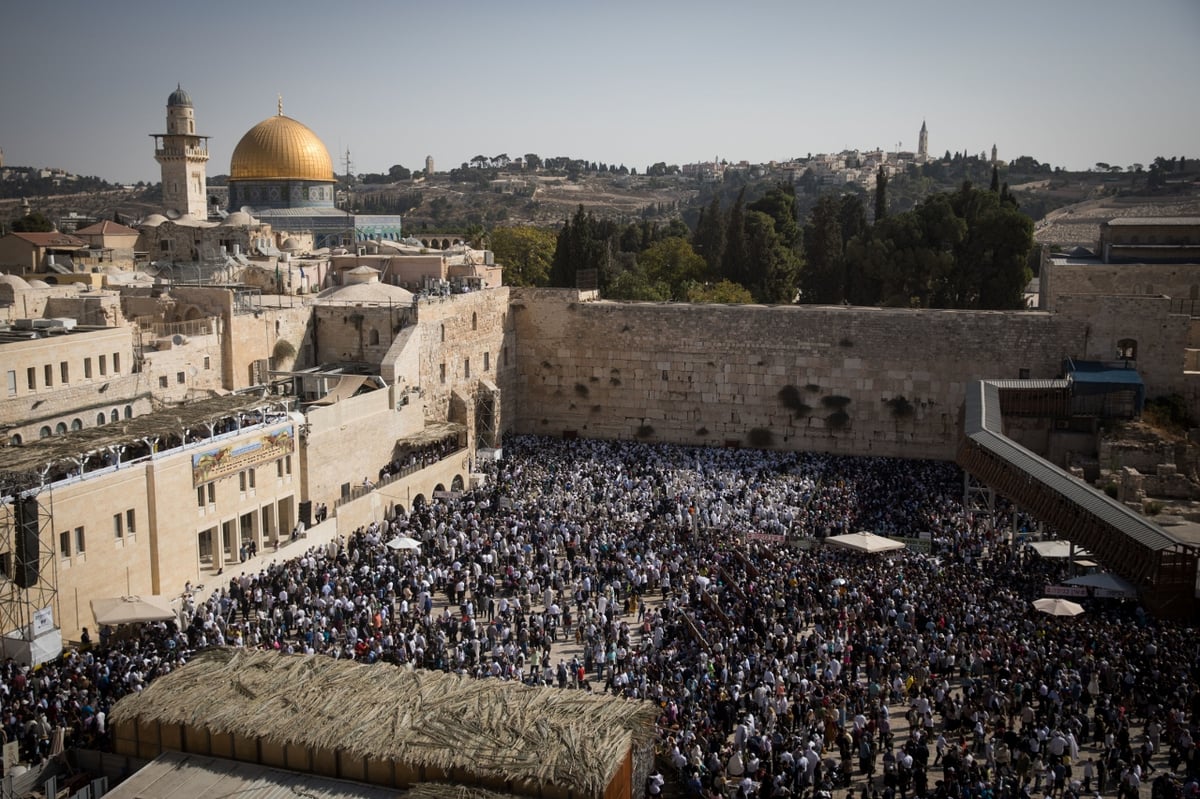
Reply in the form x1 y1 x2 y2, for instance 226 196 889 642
1 435 1197 799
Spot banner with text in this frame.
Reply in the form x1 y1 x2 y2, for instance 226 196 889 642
193 425 295 487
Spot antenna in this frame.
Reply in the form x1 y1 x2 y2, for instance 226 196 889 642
344 148 353 183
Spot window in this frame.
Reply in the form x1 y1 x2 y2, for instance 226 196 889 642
369 328 380 345
248 468 256 489
464 358 471 379
198 529 214 562
196 482 215 506
125 405 133 419
71 418 82 431
111 409 120 423
27 367 35 390
239 471 247 492
277 458 284 478
44 364 53 387
285 455 292 475
39 426 51 439
472 312 477 331
0 551 10 580
439 363 446 384
74 526 86 555
484 352 490 371
440 324 445 343
113 353 120 373
9 434 20 445
55 422 67 435
99 355 107 376
5 370 14 396
159 376 169 389
60 362 69 383
60 531 71 558
84 358 92 378
177 371 186 384
1018 368 1031 380
204 356 211 370
113 513 123 539
1117 338 1137 360
126 509 136 535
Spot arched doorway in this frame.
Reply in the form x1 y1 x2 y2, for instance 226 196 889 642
451 474 465 492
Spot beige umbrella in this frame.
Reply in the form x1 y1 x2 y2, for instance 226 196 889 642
91 595 176 625
1032 597 1084 617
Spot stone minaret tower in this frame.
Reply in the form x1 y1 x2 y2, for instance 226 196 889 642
153 85 209 219
918 120 928 161
425 155 435 177
991 143 998 165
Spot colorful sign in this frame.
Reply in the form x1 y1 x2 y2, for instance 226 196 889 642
1044 584 1089 598
192 425 294 487
747 532 787 543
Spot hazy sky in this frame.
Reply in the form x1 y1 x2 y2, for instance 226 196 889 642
1 0 1197 184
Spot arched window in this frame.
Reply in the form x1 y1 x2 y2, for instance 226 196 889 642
55 422 68 435
98 413 107 425
125 405 134 419
39 427 51 439
71 418 83 431
10 434 22 445
111 409 120 423
369 328 380 346
1117 338 1137 360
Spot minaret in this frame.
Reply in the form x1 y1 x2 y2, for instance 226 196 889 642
425 155 435 177
991 143 998 165
152 85 209 219
918 120 928 162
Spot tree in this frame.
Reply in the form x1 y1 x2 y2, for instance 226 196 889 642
523 153 542 171
692 195 726 276
744 210 800 304
1095 162 1111 172
748 184 801 250
686 279 754 304
874 166 888 222
989 165 1000 193
799 194 845 304
11 212 53 233
388 164 411 181
637 237 707 300
720 189 749 286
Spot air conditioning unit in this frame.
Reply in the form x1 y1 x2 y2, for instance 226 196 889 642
172 334 189 346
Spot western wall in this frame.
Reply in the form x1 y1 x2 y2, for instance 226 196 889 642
511 289 1094 461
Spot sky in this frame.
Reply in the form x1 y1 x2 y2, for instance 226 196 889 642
0 0 1197 185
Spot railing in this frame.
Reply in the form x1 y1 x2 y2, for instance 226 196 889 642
334 446 467 508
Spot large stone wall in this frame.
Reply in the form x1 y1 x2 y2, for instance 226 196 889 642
511 290 1088 460
1042 260 1200 312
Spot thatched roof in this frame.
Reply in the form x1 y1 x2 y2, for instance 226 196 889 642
110 650 658 797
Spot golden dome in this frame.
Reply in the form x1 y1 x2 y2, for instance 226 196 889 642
229 114 334 182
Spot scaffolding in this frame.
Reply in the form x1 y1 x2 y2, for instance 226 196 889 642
0 471 61 665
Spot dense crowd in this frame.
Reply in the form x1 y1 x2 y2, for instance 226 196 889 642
1 435 1197 799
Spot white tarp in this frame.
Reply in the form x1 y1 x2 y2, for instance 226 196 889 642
91 595 176 625
386 536 422 551
1027 540 1092 559
825 531 906 554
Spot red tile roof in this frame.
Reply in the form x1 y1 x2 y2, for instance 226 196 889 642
7 232 87 248
74 220 140 236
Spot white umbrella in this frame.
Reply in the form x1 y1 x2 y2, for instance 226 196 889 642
1032 597 1085 617
386 535 421 551
91 595 176 626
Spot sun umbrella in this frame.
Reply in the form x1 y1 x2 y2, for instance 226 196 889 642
825 531 906 554
1032 597 1084 617
91 595 177 626
386 535 422 551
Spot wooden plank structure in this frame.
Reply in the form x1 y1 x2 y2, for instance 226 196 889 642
957 379 1198 618
110 650 658 799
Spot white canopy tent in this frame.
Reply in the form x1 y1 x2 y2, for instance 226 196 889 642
824 531 906 554
386 535 422 551
1027 540 1092 559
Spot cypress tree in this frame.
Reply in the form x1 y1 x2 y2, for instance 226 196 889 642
874 166 888 223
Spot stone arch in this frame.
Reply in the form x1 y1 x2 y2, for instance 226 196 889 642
412 493 426 508
184 305 205 321
71 418 83 431
111 409 120 422
451 474 465 492
39 426 51 438
97 412 107 425
125 405 134 419
55 422 68 435
433 483 446 494
9 434 21 445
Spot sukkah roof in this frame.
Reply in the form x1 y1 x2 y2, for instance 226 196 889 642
110 649 658 798
0 392 289 475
